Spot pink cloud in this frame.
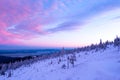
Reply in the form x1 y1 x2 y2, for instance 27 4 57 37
0 0 119 47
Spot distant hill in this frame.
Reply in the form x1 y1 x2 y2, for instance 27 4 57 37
0 55 33 64
0 56 16 64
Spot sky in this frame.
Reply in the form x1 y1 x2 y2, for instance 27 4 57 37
0 0 120 49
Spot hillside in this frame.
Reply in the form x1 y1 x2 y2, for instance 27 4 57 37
0 45 120 80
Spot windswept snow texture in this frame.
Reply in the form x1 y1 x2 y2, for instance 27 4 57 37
1 45 120 80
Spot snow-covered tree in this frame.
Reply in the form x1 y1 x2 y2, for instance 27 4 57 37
67 56 70 68
0 64 8 75
114 36 120 51
114 36 120 46
69 54 76 67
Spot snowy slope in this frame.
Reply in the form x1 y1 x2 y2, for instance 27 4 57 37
0 45 120 80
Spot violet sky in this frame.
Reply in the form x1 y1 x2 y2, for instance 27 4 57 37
0 0 120 48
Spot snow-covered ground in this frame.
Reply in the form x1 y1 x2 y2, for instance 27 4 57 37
1 45 120 80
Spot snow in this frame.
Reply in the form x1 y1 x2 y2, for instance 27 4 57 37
0 45 120 80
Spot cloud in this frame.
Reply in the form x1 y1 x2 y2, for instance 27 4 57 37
0 0 120 45
0 0 54 42
44 0 120 33
47 21 84 33
112 16 120 20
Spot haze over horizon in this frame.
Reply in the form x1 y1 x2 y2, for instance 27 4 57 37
0 0 120 49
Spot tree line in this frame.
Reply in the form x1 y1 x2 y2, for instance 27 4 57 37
0 36 120 77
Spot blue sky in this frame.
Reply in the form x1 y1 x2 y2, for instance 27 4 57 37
0 0 120 48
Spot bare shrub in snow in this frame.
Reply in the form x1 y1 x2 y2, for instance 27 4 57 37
61 64 66 69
